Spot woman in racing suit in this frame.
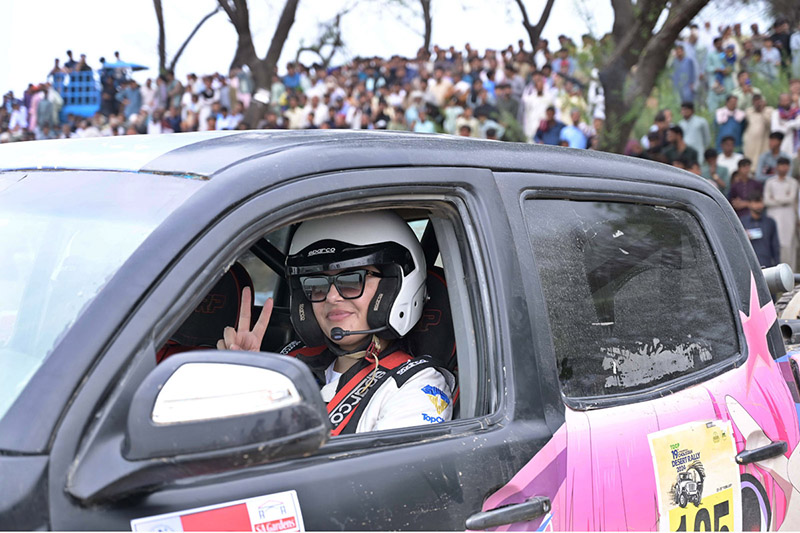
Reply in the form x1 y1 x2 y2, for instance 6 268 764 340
217 211 454 435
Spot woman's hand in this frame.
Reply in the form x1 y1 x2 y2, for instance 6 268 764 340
216 287 273 351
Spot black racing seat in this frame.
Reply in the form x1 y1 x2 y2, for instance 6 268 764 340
156 262 254 363
407 267 457 373
407 266 459 414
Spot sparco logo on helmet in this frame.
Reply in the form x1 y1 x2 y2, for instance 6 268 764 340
307 247 336 256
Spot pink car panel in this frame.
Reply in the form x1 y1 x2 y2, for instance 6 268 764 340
484 275 800 531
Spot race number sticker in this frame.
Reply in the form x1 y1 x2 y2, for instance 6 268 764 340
131 490 304 532
648 420 741 532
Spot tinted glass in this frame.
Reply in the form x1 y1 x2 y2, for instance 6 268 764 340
525 199 739 399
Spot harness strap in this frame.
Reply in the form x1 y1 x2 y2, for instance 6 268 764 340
285 342 444 435
334 356 440 435
328 351 413 435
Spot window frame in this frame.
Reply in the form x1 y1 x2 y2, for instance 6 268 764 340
52 170 514 515
524 194 741 406
77 173 505 477
206 201 492 423
149 194 501 446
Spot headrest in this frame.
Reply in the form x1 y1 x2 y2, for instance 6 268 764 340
407 267 456 372
169 262 254 347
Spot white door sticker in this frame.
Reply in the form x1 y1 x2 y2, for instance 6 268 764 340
649 420 741 531
131 489 304 532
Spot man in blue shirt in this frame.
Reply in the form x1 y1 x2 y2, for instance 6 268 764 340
282 63 301 92
741 191 781 267
559 109 588 148
534 106 565 146
671 44 696 105
715 95 747 151
115 79 142 120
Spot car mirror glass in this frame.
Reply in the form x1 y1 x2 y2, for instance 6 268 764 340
152 362 301 425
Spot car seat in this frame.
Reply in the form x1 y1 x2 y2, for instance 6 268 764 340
406 266 459 413
156 262 254 363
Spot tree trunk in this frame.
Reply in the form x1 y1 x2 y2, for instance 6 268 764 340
153 0 166 75
230 32 258 72
260 0 300 77
220 0 300 126
420 0 432 53
598 0 710 153
514 0 555 53
766 0 800 29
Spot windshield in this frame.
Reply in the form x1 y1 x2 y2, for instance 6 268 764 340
0 170 204 420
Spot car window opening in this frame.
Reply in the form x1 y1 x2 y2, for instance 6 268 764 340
156 208 468 436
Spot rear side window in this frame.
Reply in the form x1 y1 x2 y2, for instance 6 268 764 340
524 199 739 399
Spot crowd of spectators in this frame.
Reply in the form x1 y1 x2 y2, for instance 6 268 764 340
1 19 799 174
4 17 800 267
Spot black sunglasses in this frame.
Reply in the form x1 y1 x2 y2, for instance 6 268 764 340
299 269 387 302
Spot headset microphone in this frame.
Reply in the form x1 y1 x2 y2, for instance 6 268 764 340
330 326 388 341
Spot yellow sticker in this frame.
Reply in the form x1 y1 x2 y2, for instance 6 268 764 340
668 487 735 532
649 420 741 532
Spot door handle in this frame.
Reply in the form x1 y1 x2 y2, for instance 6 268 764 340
465 496 551 530
736 440 787 465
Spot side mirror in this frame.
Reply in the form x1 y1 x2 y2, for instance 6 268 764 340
125 350 328 460
65 350 328 503
762 263 794 295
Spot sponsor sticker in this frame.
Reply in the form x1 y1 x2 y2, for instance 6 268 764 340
648 420 741 532
131 490 305 532
396 358 426 375
421 384 450 414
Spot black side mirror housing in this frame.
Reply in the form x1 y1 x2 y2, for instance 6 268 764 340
67 350 328 503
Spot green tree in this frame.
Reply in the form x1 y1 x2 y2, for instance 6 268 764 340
597 0 710 154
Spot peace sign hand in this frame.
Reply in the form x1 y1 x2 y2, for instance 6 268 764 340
216 287 273 351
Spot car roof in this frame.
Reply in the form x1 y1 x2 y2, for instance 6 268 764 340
0 129 715 194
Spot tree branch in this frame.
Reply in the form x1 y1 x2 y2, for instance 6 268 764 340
153 0 166 74
610 0 634 39
628 0 708 105
514 0 555 52
217 0 236 21
532 0 555 42
221 0 258 72
514 0 533 32
420 0 432 51
262 0 300 69
602 0 662 74
169 5 221 72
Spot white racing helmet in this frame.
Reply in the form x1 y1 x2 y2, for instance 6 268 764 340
285 211 427 348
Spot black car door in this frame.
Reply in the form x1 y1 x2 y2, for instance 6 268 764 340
46 166 555 531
